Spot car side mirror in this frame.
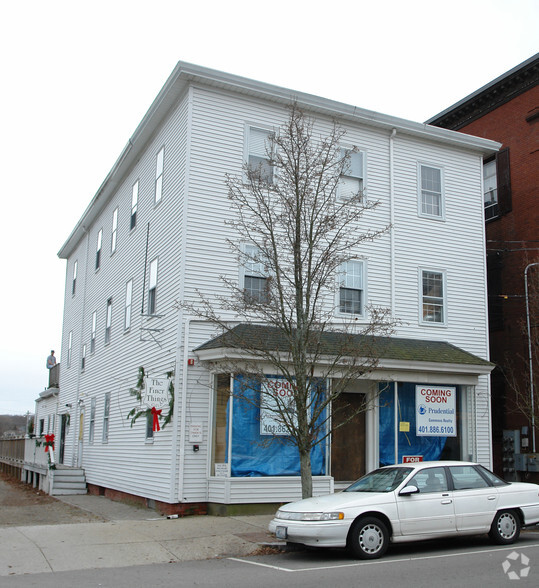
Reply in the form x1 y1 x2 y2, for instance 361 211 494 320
399 485 419 496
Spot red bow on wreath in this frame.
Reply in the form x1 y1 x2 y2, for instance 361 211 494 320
44 433 55 452
151 407 162 432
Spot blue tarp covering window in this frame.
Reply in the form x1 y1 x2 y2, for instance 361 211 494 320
379 382 448 465
229 375 326 477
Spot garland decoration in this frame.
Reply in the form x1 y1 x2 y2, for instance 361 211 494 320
127 367 174 430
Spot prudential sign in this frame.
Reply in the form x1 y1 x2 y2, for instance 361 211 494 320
416 385 457 437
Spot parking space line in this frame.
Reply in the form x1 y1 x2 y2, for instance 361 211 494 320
229 542 539 573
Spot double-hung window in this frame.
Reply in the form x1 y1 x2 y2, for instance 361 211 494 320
339 260 365 315
483 159 498 220
242 244 268 303
95 229 103 270
155 147 164 204
67 331 72 367
131 180 138 230
105 298 112 344
102 392 110 443
89 397 96 443
72 261 77 296
339 148 364 201
148 259 158 315
421 270 445 325
111 208 118 254
125 280 133 330
91 310 97 353
81 344 86 371
247 127 274 183
419 164 443 218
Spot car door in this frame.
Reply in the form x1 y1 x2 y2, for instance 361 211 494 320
397 467 456 536
448 465 499 532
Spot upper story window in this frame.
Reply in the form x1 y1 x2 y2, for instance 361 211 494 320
111 208 118 254
242 243 268 303
148 259 158 315
484 159 498 220
419 164 443 219
81 344 86 371
338 149 364 201
89 397 96 443
95 229 103 270
131 180 139 230
91 310 97 353
72 261 77 296
420 269 446 325
67 331 73 367
102 392 111 443
246 127 274 183
105 298 112 344
155 147 164 204
338 260 365 316
125 279 133 330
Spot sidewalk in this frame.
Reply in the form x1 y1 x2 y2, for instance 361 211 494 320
0 478 277 577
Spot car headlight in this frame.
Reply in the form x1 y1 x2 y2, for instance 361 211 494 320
276 510 344 521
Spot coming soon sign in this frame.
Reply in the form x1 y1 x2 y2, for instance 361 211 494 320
415 385 457 437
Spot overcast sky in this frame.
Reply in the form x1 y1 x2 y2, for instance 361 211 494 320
0 0 537 414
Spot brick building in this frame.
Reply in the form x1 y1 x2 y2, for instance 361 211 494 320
427 54 539 476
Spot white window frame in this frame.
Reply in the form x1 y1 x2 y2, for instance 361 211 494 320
102 392 111 443
245 125 274 184
72 261 77 296
131 180 139 230
483 159 498 220
89 397 96 443
95 228 103 270
81 344 86 371
105 298 112 344
419 268 447 326
336 260 366 317
125 279 133 330
155 147 164 204
338 147 365 201
111 207 118 254
240 243 268 303
418 163 444 220
148 258 158 315
91 310 97 353
67 331 72 367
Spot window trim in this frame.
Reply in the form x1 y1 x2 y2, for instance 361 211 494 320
338 146 366 202
67 331 73 367
102 392 111 443
336 259 367 318
418 163 445 220
155 146 165 205
105 298 112 344
419 268 447 326
72 261 78 296
125 279 133 331
90 310 97 354
111 207 118 254
131 180 139 230
244 124 275 184
95 229 103 271
240 243 268 304
81 343 86 372
148 258 158 315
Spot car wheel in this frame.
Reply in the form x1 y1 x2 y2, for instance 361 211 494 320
489 510 521 545
348 517 389 559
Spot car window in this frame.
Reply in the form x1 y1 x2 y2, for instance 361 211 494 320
408 467 448 493
477 465 509 486
345 467 413 493
449 465 489 490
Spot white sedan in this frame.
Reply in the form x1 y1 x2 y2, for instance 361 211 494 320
269 461 539 559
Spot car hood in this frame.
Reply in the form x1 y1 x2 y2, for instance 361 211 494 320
278 491 392 513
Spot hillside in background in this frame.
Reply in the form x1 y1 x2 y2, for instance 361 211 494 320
0 414 27 437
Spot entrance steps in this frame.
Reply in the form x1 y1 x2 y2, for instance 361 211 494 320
50 465 87 495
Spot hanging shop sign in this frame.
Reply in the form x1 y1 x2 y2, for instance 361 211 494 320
142 377 170 409
415 385 457 437
260 377 297 436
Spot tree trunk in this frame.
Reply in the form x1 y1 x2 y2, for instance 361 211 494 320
299 448 313 499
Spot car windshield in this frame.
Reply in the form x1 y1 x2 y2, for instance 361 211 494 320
344 467 413 493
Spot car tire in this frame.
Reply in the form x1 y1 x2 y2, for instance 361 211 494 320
348 516 389 559
489 510 521 545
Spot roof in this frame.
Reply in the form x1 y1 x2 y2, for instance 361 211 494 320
58 61 501 259
426 53 539 129
195 324 493 369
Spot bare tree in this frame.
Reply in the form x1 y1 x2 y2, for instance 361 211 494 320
184 104 396 498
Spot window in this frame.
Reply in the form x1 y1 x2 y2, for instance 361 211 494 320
102 392 110 442
39 419 44 436
89 397 96 443
339 260 365 315
125 280 133 330
247 127 273 183
419 164 443 218
105 298 112 344
339 148 364 200
148 259 158 315
91 310 97 353
95 229 103 270
67 331 72 367
146 412 154 440
211 374 230 476
155 147 164 204
449 465 489 490
409 467 449 493
131 180 138 230
72 261 77 296
242 244 268 303
81 344 86 371
484 159 498 220
421 270 445 324
111 207 118 254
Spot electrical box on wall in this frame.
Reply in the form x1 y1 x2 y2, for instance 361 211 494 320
502 430 520 481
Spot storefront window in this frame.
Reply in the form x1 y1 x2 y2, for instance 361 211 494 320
211 374 230 476
378 382 474 465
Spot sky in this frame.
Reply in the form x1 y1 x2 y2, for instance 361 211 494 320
0 0 537 414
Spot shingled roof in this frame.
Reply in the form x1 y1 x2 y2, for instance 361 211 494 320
195 324 493 368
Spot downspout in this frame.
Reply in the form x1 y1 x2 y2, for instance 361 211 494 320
176 317 192 503
389 129 397 318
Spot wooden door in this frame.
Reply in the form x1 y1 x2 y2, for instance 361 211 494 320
331 393 366 482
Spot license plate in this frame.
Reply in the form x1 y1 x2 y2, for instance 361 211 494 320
276 526 288 539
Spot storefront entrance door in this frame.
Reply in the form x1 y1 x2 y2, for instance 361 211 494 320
331 393 365 482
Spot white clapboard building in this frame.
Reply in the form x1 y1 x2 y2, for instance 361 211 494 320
51 62 498 513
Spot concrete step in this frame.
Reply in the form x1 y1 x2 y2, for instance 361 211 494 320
53 480 87 489
51 488 88 495
53 474 86 483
